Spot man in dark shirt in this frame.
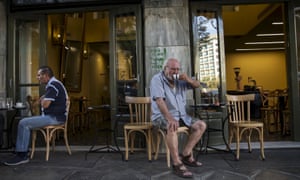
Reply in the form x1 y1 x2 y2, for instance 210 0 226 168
4 66 68 166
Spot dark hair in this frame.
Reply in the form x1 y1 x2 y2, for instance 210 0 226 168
39 65 54 78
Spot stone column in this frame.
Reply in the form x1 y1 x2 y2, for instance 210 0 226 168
143 0 191 96
143 0 193 153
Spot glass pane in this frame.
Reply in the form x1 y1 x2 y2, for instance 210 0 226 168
62 40 82 92
296 9 300 99
115 13 137 106
192 10 220 104
16 19 40 103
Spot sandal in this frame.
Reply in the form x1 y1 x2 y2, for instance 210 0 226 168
172 163 193 178
180 154 202 167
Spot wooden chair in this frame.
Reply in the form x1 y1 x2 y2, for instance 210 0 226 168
153 127 189 168
124 96 152 161
226 94 265 160
30 99 72 161
68 96 89 134
259 89 279 133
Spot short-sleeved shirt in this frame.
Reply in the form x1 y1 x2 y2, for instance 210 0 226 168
150 71 193 126
42 77 68 122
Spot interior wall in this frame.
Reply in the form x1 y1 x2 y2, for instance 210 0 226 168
225 51 287 91
47 12 110 103
47 15 65 80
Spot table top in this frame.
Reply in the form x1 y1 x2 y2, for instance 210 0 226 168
0 107 18 111
87 104 110 110
190 102 226 108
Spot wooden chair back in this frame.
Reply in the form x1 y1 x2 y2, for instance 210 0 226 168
125 96 151 124
226 94 255 122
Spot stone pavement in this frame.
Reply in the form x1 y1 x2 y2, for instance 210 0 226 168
0 143 300 180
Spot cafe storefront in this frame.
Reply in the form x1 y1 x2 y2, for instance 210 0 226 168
0 0 300 148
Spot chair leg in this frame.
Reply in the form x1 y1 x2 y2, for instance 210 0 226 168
51 131 56 152
236 127 240 160
154 131 161 160
259 127 265 160
130 133 136 154
247 129 252 153
147 130 152 162
30 130 37 159
46 129 50 161
64 129 72 155
124 129 129 161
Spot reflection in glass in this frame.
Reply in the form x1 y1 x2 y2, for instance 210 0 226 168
62 40 82 92
115 13 138 106
16 19 40 103
192 10 220 103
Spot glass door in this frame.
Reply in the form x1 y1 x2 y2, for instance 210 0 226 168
10 16 46 116
110 5 143 114
190 3 227 145
190 3 226 105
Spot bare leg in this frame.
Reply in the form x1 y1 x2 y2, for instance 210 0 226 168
166 129 192 177
182 120 206 163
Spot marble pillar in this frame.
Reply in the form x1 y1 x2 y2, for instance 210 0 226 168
144 0 192 101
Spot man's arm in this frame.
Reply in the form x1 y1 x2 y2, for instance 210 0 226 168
40 95 52 109
180 73 200 88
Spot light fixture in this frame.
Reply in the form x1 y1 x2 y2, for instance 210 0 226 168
272 21 284 25
244 41 285 45
235 47 285 51
51 24 64 45
82 43 88 59
256 33 284 36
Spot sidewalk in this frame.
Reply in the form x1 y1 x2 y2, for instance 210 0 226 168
0 143 300 180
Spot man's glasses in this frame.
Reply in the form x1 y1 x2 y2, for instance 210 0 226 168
167 67 181 71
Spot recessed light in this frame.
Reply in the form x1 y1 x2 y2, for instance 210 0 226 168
235 47 285 51
245 41 285 45
256 33 284 36
272 22 284 25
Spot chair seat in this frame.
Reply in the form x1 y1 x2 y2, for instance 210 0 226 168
231 121 263 127
124 122 152 129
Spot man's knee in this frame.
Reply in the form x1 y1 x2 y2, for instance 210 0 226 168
192 120 206 132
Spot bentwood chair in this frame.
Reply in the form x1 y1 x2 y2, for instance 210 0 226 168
153 126 189 168
226 94 265 160
259 89 280 133
124 96 152 161
30 98 72 161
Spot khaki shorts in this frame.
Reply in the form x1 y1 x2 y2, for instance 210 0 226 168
152 117 197 131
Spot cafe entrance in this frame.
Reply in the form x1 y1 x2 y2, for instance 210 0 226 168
7 5 143 146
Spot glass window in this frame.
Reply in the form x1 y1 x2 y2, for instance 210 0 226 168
192 10 221 103
15 19 40 104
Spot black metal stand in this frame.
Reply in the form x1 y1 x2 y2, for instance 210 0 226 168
190 103 235 158
85 105 124 160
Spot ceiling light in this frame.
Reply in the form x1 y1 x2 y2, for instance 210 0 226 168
235 47 285 51
245 41 285 45
272 22 283 25
256 33 284 36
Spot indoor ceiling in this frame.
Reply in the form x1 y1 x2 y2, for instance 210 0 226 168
222 3 285 52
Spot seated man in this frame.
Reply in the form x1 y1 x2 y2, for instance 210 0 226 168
4 66 68 166
150 58 206 178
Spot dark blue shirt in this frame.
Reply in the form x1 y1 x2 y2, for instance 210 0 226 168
42 77 68 122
